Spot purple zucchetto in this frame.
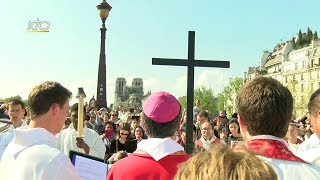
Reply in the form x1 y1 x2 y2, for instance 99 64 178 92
143 91 181 123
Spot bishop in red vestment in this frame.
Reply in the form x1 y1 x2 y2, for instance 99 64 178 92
107 91 189 180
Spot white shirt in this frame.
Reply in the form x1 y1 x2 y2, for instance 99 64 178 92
287 141 300 155
0 128 80 180
298 133 320 167
250 135 320 179
0 121 28 161
57 124 106 159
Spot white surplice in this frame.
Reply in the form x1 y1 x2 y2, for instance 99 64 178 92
250 135 320 180
0 128 80 180
199 136 217 151
0 121 28 161
136 137 184 161
56 124 106 159
298 133 320 167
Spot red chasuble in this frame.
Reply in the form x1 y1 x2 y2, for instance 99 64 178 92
107 151 189 180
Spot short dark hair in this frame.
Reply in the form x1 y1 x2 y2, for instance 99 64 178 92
129 108 134 113
197 110 209 118
231 113 238 118
117 122 131 140
28 81 72 118
228 118 239 127
7 99 25 110
142 112 181 138
70 103 86 114
180 122 196 133
308 88 320 117
134 126 147 139
104 121 116 132
236 77 293 138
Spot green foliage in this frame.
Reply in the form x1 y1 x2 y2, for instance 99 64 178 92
178 86 217 116
292 37 296 49
216 77 244 117
286 81 310 116
194 86 217 115
178 78 244 118
178 96 187 111
314 31 318 40
307 27 313 43
0 95 28 107
296 29 302 47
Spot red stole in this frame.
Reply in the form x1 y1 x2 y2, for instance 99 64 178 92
248 139 307 163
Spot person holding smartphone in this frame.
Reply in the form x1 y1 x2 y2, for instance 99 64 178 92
220 118 242 146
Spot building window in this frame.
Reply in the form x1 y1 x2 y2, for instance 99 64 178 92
311 83 314 92
311 59 315 67
301 74 304 81
295 63 298 70
293 75 295 81
302 61 306 68
285 77 288 83
301 84 304 92
313 49 318 56
311 71 315 80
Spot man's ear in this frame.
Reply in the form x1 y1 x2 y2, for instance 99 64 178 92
238 115 247 133
50 103 60 116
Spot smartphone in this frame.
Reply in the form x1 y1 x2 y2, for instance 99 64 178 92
231 140 243 149
222 127 227 134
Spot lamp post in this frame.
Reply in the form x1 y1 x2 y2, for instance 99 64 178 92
96 0 112 109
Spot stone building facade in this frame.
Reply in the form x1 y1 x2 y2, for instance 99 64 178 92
112 77 151 111
244 31 320 116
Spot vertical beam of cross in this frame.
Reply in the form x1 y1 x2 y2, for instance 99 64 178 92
152 31 230 154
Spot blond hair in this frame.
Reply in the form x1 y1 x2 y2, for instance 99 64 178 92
175 144 277 180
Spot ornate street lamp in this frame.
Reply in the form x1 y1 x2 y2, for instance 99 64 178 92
96 0 112 109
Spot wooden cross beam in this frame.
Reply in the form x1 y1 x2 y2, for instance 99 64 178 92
152 31 230 154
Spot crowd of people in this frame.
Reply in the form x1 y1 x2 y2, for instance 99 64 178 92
0 76 320 179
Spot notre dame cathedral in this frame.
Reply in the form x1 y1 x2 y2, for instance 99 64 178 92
112 77 151 111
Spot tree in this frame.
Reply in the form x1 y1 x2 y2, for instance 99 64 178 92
296 29 302 47
286 80 311 116
314 31 318 40
178 86 217 116
307 27 313 43
0 95 28 107
292 37 296 49
216 77 244 117
194 86 217 115
178 96 187 111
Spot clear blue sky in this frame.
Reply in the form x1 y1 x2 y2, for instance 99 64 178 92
1 0 320 105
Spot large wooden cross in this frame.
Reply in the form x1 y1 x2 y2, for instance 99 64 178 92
152 31 230 154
